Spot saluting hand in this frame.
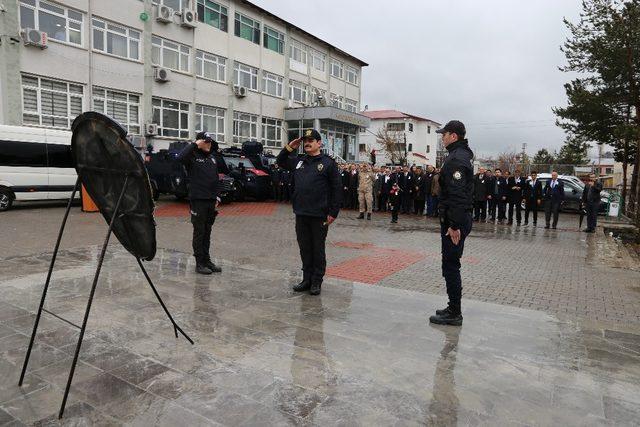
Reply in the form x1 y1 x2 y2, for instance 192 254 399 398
289 138 302 150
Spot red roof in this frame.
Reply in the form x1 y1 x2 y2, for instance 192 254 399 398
361 110 440 124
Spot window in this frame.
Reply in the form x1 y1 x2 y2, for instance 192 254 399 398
0 141 47 167
196 0 227 31
330 93 343 109
92 18 140 60
310 49 326 72
195 51 226 82
152 0 190 9
345 99 358 113
408 123 414 132
92 87 141 134
387 123 405 131
262 71 283 97
263 26 284 54
152 36 190 72
261 117 282 147
289 80 308 104
21 74 83 129
605 167 614 174
20 0 83 46
234 12 260 44
234 62 258 90
330 60 343 78
427 125 431 134
233 111 257 143
426 145 430 153
289 39 307 64
195 104 225 142
47 143 74 168
345 65 359 85
152 98 190 138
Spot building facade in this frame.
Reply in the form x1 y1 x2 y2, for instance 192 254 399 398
0 0 369 160
359 110 440 166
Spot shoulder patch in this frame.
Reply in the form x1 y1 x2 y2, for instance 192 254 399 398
453 171 462 180
317 163 324 172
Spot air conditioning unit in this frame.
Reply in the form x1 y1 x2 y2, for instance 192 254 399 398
233 85 247 97
144 123 158 136
154 67 170 82
180 8 196 28
21 28 48 49
156 5 173 23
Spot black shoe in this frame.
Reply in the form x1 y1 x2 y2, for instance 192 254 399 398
391 219 397 223
309 282 321 295
435 306 451 316
367 213 371 220
429 311 463 326
544 225 550 229
552 226 557 229
516 222 521 226
293 280 311 292
524 221 528 226
205 259 222 273
196 264 213 275
533 222 537 226
508 221 513 225
357 213 364 219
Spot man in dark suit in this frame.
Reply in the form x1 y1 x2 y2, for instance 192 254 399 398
380 167 393 211
485 169 496 221
543 170 565 229
523 170 543 226
507 169 525 225
340 165 350 208
398 165 412 214
493 169 508 223
473 167 488 221
348 164 359 210
581 173 602 233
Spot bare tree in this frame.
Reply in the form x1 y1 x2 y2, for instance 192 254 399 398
497 150 520 172
375 127 407 165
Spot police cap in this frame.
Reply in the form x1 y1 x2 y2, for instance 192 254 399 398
302 129 322 141
196 131 215 144
435 120 466 138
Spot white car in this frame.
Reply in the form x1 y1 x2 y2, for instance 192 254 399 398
0 125 78 211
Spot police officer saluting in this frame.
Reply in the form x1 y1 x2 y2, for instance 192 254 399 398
277 129 342 295
430 120 474 326
177 131 222 275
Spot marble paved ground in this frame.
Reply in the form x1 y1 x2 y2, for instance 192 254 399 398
1 247 640 426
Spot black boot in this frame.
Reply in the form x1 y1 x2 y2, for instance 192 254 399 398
357 212 364 219
435 305 452 316
293 280 311 292
205 259 222 273
196 263 213 275
367 213 371 220
309 281 322 295
429 307 463 326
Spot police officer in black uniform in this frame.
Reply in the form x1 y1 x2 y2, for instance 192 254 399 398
430 120 474 326
176 131 222 275
276 129 342 295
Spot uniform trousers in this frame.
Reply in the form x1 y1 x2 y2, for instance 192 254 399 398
190 199 217 264
440 213 473 312
295 215 329 285
358 189 373 213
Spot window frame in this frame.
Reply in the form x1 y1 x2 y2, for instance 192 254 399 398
196 0 228 31
263 26 284 54
92 17 141 61
234 12 260 44
261 117 283 148
345 65 359 85
233 61 259 91
195 104 225 143
387 122 405 132
152 0 191 10
19 0 84 46
151 35 191 73
262 71 284 98
233 111 258 143
92 87 141 135
330 93 343 109
330 59 343 79
151 97 190 139
289 39 307 64
21 73 84 129
289 80 308 104
195 50 226 83
344 98 358 113
310 48 326 72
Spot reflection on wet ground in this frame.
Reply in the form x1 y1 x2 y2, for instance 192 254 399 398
1 247 640 425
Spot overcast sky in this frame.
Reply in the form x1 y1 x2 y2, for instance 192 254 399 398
253 0 585 158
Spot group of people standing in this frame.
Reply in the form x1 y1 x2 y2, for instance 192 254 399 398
336 163 444 223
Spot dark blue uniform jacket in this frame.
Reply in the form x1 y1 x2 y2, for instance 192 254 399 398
176 143 220 200
438 139 474 230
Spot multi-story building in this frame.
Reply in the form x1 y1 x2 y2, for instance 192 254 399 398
0 0 370 160
359 110 440 166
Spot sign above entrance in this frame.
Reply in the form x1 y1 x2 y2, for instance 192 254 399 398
284 106 371 128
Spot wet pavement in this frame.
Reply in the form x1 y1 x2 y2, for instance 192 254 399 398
1 247 640 425
1 200 640 425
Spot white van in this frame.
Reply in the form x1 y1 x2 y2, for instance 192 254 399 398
0 125 78 211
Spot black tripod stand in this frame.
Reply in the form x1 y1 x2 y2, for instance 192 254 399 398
18 176 193 419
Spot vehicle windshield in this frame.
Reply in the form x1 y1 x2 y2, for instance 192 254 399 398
224 157 253 169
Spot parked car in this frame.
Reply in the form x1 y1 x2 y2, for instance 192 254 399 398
526 173 609 214
214 141 273 201
145 142 236 203
0 125 78 212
